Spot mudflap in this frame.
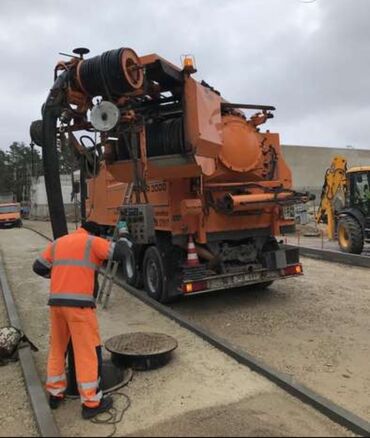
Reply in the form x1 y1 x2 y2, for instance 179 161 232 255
156 234 184 302
262 246 299 270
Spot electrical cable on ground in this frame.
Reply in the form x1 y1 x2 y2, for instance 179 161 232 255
91 392 131 437
88 367 134 436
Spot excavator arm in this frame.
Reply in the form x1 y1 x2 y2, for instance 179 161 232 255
316 156 348 240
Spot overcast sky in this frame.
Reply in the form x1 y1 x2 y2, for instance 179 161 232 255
0 0 369 150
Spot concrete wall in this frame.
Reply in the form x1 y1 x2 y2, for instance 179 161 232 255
281 145 370 198
30 175 80 220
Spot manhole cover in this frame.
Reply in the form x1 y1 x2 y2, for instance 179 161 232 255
105 332 178 371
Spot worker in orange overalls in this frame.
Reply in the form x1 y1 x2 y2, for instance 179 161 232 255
33 221 125 419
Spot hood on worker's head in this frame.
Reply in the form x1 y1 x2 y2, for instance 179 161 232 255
81 221 102 236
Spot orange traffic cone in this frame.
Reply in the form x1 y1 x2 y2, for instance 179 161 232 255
185 235 200 267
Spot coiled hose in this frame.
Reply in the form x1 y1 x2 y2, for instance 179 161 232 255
146 117 184 156
78 48 143 98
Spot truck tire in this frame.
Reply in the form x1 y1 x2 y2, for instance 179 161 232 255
143 246 169 303
337 216 363 254
120 239 142 289
258 280 274 289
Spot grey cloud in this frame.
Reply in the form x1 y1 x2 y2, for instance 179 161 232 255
0 0 369 150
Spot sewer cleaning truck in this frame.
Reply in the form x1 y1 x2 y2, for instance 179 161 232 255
31 46 311 302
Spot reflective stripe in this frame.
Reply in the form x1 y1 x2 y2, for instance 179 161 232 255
48 387 66 397
78 380 99 390
81 390 102 403
47 374 66 384
37 256 52 269
108 242 115 259
84 236 93 261
53 259 98 270
51 236 98 270
49 235 97 306
49 293 96 303
188 253 198 260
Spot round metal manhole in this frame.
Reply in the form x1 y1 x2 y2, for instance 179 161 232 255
105 332 178 371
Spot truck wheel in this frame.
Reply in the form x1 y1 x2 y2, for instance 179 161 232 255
143 246 168 302
337 216 363 254
120 238 142 288
258 281 274 289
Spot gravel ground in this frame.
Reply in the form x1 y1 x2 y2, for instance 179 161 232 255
170 258 370 419
0 225 352 437
0 259 37 437
24 221 370 419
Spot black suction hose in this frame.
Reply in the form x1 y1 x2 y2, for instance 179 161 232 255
41 70 78 393
41 71 69 239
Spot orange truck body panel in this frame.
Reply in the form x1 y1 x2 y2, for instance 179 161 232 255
86 75 296 244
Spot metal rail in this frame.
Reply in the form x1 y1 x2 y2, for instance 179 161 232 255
25 225 370 436
0 251 60 437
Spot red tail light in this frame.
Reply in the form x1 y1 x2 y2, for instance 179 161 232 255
282 264 303 276
182 280 207 294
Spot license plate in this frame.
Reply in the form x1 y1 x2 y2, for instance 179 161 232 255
207 271 261 290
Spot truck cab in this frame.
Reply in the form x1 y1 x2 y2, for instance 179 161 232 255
0 203 22 228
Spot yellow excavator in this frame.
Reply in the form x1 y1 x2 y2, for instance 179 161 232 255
316 156 370 254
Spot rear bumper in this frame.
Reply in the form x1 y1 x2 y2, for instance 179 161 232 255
181 263 303 296
0 220 18 227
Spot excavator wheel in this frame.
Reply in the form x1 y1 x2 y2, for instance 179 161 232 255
337 216 364 254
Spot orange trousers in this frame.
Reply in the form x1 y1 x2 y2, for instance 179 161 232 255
46 307 102 408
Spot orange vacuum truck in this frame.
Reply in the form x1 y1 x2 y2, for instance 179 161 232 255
31 47 310 302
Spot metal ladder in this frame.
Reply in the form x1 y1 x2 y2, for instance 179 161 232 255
97 183 133 308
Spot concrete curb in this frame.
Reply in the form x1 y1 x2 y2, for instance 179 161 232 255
0 252 60 438
287 245 370 268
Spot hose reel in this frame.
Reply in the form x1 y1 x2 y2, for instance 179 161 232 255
76 48 144 98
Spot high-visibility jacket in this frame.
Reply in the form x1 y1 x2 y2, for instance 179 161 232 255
37 228 114 308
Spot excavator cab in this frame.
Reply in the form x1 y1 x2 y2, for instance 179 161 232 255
347 168 370 215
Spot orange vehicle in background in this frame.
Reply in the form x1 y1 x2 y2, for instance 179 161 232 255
0 203 22 228
31 46 311 302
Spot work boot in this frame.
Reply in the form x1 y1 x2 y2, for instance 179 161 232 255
81 396 113 420
49 395 64 410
